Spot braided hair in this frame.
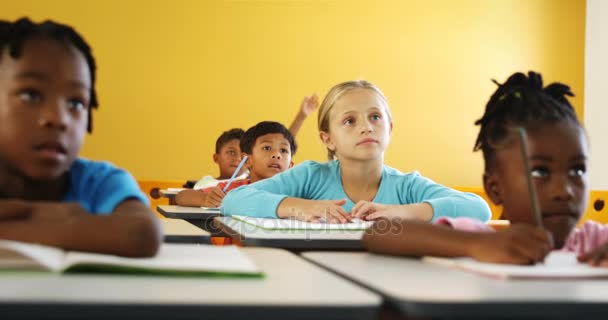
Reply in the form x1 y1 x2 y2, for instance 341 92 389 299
0 17 98 132
474 71 580 170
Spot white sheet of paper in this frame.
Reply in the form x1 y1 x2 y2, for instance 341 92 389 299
424 251 608 279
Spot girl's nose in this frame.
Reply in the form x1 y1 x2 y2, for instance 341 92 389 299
551 175 575 201
359 119 373 134
39 102 68 131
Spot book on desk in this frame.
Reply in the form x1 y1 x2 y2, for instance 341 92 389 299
0 240 263 277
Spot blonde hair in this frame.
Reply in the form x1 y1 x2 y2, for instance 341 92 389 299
317 80 392 160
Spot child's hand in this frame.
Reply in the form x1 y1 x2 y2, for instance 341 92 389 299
203 187 225 207
469 224 553 265
351 201 433 221
298 94 319 117
577 242 608 267
351 201 404 220
282 199 350 223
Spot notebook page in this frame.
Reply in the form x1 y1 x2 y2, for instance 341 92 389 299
424 251 608 279
63 244 261 275
0 240 65 271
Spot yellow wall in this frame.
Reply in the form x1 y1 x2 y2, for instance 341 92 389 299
2 0 585 187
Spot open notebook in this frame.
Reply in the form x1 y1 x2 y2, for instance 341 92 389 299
0 240 263 277
423 251 608 279
230 215 374 231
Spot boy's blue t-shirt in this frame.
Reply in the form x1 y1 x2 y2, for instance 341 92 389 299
63 158 148 215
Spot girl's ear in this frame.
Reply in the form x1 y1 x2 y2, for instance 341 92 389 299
319 131 336 152
483 171 503 205
389 120 394 133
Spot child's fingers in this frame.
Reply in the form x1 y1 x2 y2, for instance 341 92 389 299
578 251 593 262
210 188 225 197
598 259 608 268
207 193 223 207
207 193 221 203
591 251 608 266
333 199 347 206
528 227 554 249
350 201 367 218
365 211 388 221
517 238 551 263
352 201 374 219
330 206 350 223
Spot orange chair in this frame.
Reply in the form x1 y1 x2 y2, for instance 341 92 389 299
581 191 608 225
137 180 185 217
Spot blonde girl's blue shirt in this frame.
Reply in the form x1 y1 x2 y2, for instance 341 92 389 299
63 158 148 214
223 160 491 222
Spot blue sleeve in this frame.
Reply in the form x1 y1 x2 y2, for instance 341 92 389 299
65 159 148 215
93 168 149 214
405 172 491 222
222 161 318 218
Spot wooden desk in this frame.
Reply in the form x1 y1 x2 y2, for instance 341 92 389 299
214 216 366 250
303 251 608 319
160 218 211 243
0 248 381 319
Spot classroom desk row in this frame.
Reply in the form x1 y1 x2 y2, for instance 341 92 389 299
5 245 608 319
0 247 380 320
4 206 608 319
155 205 608 318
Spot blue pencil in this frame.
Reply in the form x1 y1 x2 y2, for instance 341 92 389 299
223 156 248 192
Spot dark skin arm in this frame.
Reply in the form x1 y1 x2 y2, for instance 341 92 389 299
362 219 553 265
175 189 207 207
0 199 161 257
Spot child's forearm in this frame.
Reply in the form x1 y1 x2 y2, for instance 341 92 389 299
175 189 207 207
0 201 162 257
362 219 481 258
276 197 307 218
402 203 434 221
288 112 307 136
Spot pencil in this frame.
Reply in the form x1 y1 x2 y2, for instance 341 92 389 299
516 127 543 227
223 155 248 192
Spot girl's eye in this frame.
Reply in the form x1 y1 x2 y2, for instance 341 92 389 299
18 89 42 104
531 167 549 178
569 166 586 177
343 118 354 125
370 114 381 121
67 98 86 111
